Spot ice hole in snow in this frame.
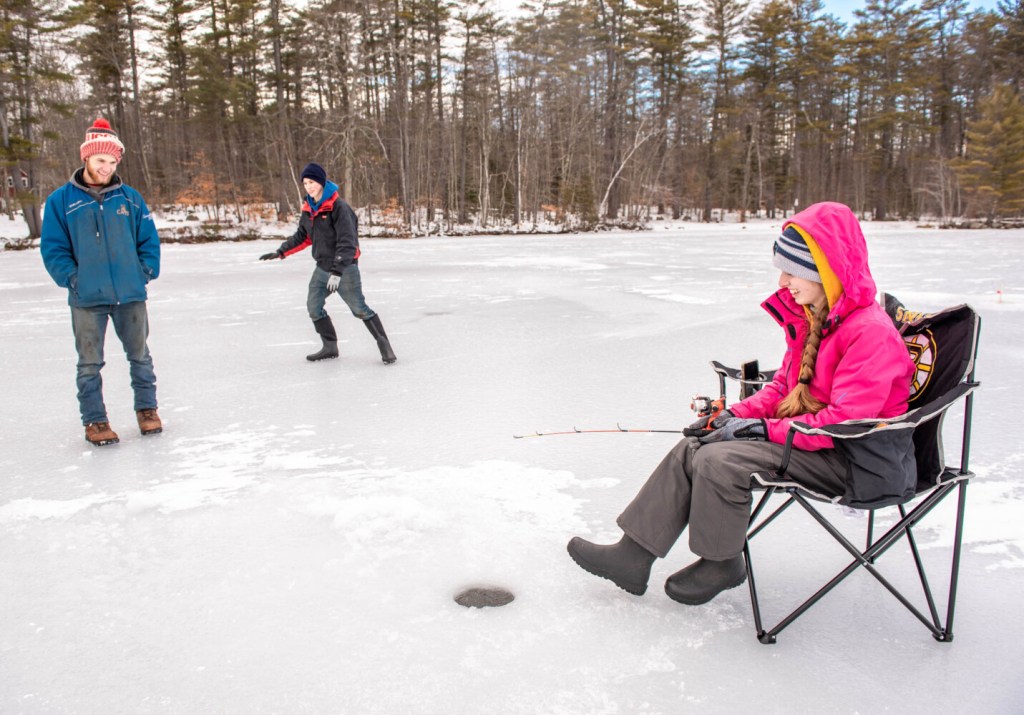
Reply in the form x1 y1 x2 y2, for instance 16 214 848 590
454 586 515 608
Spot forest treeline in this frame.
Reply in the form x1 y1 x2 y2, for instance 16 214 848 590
2 0 1024 235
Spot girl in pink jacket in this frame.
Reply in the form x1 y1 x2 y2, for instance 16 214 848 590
567 202 916 606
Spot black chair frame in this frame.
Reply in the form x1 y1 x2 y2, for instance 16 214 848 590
708 332 980 644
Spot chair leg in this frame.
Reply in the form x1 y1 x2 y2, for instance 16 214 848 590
744 486 968 643
870 483 966 641
939 481 970 642
743 542 775 644
898 503 942 628
747 489 797 540
745 487 790 644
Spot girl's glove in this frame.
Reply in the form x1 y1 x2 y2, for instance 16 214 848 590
698 417 767 444
683 409 732 437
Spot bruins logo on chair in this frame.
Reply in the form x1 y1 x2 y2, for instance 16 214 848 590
905 329 936 403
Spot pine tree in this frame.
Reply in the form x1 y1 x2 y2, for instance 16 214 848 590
634 0 697 218
850 0 930 219
145 0 200 201
66 0 152 190
996 0 1024 93
0 0 69 235
699 0 748 221
509 0 601 225
741 0 793 218
952 85 1024 222
785 0 846 209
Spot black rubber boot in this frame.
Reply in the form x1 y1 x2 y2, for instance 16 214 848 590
307 316 340 361
664 556 746 605
566 534 656 596
363 314 397 364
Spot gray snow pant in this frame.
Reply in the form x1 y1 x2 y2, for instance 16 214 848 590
617 437 848 561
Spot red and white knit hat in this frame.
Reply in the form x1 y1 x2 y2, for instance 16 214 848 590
80 118 125 162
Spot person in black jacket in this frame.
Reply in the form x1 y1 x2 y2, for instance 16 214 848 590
260 162 396 364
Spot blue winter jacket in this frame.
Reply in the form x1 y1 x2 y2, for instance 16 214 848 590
41 170 160 307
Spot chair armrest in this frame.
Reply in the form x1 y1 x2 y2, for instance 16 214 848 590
785 381 979 440
774 380 979 477
710 360 776 386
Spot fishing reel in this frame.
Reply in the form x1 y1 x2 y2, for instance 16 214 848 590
690 395 726 420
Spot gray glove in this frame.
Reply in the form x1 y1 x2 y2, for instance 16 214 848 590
699 417 767 444
259 251 282 261
683 409 733 437
326 273 342 294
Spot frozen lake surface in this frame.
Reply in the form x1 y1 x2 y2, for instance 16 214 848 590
2 221 1022 713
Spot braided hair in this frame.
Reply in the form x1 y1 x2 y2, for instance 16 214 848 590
775 301 829 418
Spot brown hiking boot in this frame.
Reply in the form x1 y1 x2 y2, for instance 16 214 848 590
136 408 163 435
85 422 119 446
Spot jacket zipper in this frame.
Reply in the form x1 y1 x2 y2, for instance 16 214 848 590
97 194 122 305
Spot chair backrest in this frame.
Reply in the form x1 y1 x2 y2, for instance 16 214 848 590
882 294 981 489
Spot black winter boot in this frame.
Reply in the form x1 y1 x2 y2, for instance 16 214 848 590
307 316 340 361
566 534 656 596
664 556 746 605
363 314 397 364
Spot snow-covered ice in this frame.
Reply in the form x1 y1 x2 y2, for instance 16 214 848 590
1 220 1022 713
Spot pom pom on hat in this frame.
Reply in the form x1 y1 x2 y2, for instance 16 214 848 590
80 118 125 162
300 162 327 187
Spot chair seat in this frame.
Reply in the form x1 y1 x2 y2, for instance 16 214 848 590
751 466 974 506
751 471 840 503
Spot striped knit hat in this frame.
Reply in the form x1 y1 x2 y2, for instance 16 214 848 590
80 118 125 162
772 226 820 283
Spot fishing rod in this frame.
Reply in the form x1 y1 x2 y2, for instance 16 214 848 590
513 424 684 439
512 392 730 439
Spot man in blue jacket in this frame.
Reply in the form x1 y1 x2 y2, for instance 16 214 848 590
41 118 163 446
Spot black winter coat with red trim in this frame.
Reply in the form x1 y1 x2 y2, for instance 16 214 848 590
275 187 361 275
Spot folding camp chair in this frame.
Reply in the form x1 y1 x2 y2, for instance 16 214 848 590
709 295 981 644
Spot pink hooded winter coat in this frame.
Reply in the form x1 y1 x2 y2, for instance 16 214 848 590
728 202 916 451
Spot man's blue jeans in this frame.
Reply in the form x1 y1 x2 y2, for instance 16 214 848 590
307 264 375 322
70 301 157 425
